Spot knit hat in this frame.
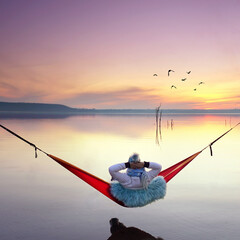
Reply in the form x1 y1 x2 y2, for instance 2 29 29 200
128 153 140 163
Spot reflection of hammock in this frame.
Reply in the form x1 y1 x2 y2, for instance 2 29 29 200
0 123 239 207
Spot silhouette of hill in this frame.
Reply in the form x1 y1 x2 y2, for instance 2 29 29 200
0 102 96 118
0 102 94 113
0 101 240 116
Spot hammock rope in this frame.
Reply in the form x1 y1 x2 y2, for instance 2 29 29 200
0 122 239 207
0 124 48 158
201 122 240 155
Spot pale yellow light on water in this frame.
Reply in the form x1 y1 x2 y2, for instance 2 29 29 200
1 113 240 240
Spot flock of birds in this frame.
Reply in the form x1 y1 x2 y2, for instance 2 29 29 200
153 70 205 91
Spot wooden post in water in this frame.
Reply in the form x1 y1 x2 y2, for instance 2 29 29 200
155 106 160 145
155 104 162 144
159 109 163 140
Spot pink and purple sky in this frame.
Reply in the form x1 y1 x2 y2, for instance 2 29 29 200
0 0 240 109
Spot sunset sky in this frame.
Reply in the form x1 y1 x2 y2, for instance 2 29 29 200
0 0 240 109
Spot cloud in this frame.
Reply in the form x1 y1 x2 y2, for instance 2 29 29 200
0 91 49 103
43 86 213 109
0 79 49 102
0 81 18 92
62 87 165 108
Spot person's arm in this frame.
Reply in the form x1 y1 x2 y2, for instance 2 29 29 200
109 163 131 184
146 162 162 181
109 162 129 174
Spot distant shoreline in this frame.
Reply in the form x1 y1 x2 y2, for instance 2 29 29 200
0 101 240 118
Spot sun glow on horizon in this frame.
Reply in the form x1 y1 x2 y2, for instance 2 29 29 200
0 1 240 109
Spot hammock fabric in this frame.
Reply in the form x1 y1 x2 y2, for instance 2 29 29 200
47 154 125 206
0 122 239 207
47 151 202 207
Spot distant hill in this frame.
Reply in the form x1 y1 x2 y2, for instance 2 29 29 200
0 102 95 113
0 101 240 115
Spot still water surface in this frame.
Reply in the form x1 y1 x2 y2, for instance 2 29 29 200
0 114 240 240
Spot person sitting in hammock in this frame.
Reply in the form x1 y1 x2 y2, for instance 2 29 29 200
109 153 162 189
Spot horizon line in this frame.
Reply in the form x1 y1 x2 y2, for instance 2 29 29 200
0 101 240 111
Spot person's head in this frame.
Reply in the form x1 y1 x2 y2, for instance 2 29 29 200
128 153 140 163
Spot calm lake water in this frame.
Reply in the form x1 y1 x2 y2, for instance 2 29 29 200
0 113 240 240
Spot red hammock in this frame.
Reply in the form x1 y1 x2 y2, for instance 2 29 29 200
48 151 202 207
0 123 239 207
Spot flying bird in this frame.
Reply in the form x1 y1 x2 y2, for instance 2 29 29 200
168 69 175 76
193 88 197 91
153 74 158 77
186 71 191 74
199 82 205 85
171 85 177 89
181 78 187 81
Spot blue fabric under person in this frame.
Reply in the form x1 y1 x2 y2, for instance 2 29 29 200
110 176 166 207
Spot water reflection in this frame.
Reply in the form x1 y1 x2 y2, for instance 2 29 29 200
1 114 240 240
108 218 164 240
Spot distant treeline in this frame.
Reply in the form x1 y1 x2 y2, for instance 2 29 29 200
0 102 94 113
0 101 240 115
